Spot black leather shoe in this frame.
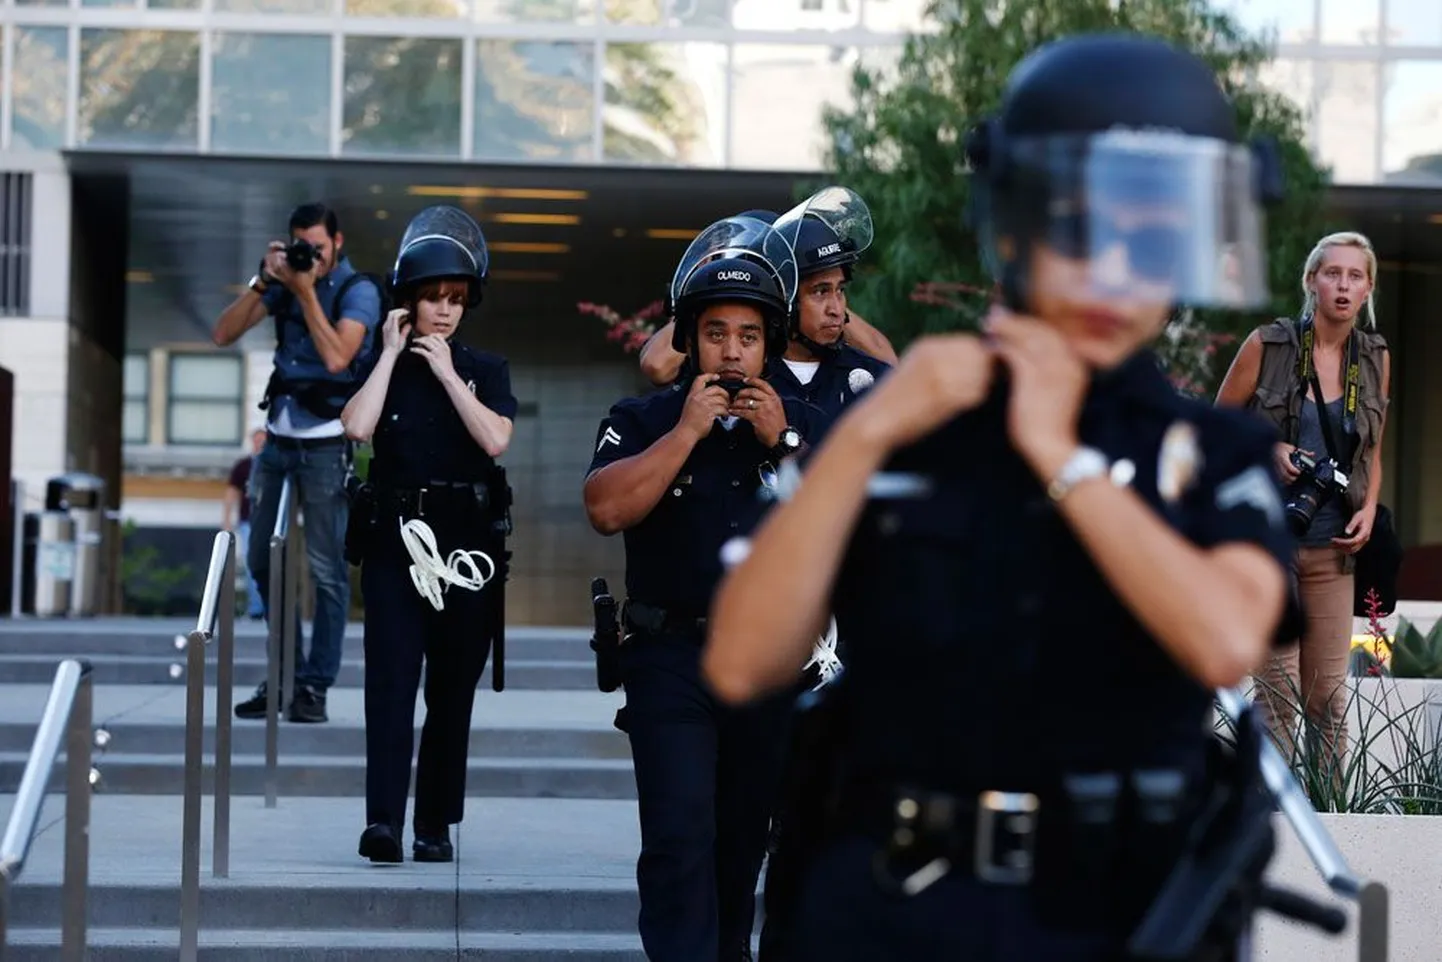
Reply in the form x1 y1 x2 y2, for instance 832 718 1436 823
288 685 328 724
413 823 453 863
359 823 403 864
234 683 272 720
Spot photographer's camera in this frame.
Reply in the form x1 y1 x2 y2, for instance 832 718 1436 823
285 238 319 273
1284 450 1349 536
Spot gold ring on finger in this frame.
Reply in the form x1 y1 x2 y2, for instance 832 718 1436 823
749 399 756 410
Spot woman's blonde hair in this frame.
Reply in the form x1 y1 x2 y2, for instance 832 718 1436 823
1301 231 1377 329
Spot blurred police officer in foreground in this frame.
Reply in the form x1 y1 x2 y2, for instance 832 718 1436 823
704 34 1293 960
340 206 517 864
214 202 384 724
583 217 823 962
638 205 896 391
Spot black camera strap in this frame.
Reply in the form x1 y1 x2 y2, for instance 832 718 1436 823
1307 371 1345 468
1295 314 1360 454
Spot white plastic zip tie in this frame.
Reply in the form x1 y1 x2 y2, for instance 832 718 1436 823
399 517 496 612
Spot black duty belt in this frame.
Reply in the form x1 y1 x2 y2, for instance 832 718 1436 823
267 433 348 449
842 770 1196 895
378 481 489 519
623 601 708 637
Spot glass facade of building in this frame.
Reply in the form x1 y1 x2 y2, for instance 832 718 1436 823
0 0 925 172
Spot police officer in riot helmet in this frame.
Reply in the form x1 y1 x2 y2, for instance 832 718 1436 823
638 206 896 392
341 205 518 864
766 187 895 421
705 33 1295 960
584 216 825 962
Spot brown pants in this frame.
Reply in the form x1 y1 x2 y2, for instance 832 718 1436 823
1255 546 1353 767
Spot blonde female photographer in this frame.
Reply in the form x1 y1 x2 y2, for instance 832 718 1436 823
1216 231 1391 770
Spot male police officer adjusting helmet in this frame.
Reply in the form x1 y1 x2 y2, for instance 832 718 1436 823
340 205 518 865
584 216 822 962
705 34 1299 961
768 187 892 420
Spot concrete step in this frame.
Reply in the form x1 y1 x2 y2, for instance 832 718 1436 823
0 653 598 691
0 721 630 759
0 752 638 799
0 618 593 662
2 928 645 961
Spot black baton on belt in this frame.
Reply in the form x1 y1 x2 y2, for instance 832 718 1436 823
590 577 622 693
487 466 514 693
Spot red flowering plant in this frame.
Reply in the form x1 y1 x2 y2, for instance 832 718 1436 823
580 300 666 355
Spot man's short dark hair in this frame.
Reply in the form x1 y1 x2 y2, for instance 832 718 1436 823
289 202 339 238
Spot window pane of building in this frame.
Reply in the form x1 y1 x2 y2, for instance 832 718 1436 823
212 33 330 155
347 0 466 18
123 401 149 444
1382 61 1442 184
78 30 200 149
863 0 934 33
169 401 242 445
667 0 730 28
170 354 242 399
123 354 149 400
603 42 728 166
729 44 854 170
1386 0 1442 46
1321 0 1382 44
12 28 68 150
473 0 594 21
1315 61 1380 183
474 40 595 162
15 0 67 8
215 0 331 14
150 0 201 10
1213 0 1317 42
82 0 137 8
343 37 463 157
732 0 860 31
1256 58 1316 149
605 0 659 22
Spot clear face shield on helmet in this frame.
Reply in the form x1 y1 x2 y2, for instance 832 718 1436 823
772 185 876 269
670 215 799 311
980 129 1269 310
393 204 491 281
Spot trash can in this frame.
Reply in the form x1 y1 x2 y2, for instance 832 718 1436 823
31 509 75 617
45 472 107 618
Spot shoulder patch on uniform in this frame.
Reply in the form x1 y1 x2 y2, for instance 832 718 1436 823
1216 465 1284 529
597 426 622 453
847 368 876 395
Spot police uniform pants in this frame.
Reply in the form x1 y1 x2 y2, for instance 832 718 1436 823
360 517 493 831
791 835 1127 962
618 630 792 962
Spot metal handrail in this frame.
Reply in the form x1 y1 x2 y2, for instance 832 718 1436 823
264 477 301 808
179 532 237 962
1216 687 1390 961
0 659 94 960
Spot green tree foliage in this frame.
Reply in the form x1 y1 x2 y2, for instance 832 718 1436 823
822 0 1332 391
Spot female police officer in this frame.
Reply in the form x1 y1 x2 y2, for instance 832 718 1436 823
704 34 1293 960
341 205 518 864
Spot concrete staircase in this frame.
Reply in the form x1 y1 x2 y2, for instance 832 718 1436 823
0 617 647 960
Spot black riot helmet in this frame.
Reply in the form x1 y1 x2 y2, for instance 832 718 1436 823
668 215 797 359
964 33 1284 313
772 186 875 354
390 205 490 308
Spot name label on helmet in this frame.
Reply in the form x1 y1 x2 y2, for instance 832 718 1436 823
717 270 753 283
815 243 842 258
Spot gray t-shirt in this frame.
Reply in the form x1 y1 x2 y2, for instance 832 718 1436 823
1294 396 1350 545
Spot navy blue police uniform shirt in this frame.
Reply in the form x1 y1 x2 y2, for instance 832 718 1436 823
768 344 890 424
588 385 823 618
365 343 518 490
827 349 1294 796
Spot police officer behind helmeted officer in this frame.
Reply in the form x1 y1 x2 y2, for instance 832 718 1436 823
583 217 824 962
340 205 518 865
766 187 893 422
637 206 897 392
705 34 1294 960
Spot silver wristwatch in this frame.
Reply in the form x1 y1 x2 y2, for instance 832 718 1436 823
1046 446 1110 503
247 273 268 295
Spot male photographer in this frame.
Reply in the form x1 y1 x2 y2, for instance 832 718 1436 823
212 202 383 724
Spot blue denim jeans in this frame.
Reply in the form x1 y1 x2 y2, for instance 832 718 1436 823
247 434 351 692
235 520 265 618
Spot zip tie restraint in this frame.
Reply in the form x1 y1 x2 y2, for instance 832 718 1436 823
399 517 496 612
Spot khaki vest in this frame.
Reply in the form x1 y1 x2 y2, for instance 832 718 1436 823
1246 317 1388 531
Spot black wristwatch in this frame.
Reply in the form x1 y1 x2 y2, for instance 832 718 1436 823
771 426 803 461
